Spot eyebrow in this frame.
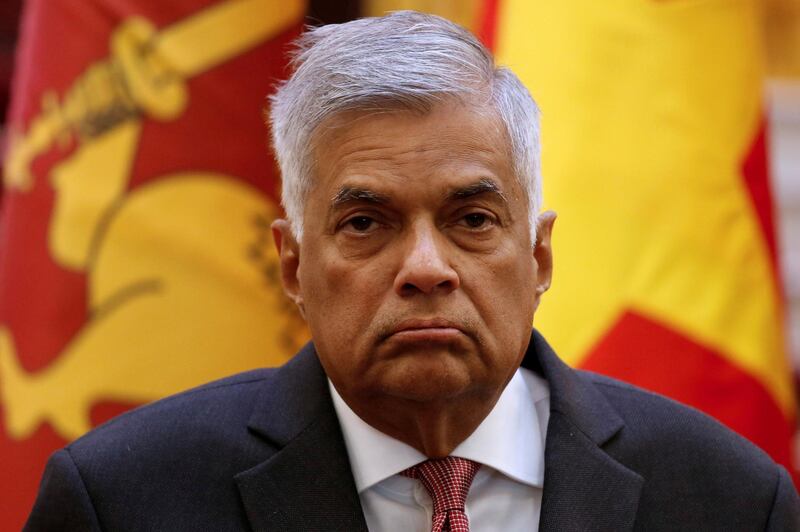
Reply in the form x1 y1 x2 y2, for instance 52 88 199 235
331 186 391 208
449 178 507 203
330 177 507 209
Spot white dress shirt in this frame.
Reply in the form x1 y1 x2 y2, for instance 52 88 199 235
329 367 550 532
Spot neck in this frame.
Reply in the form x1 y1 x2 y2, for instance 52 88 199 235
345 388 503 458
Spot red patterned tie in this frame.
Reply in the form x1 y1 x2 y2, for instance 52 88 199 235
401 456 481 532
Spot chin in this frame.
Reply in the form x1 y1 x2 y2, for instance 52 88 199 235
376 356 477 402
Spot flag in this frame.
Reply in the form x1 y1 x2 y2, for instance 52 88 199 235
492 0 796 473
0 0 308 526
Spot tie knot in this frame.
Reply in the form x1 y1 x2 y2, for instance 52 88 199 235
401 456 481 515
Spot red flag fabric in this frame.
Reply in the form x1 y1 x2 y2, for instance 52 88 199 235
0 0 308 526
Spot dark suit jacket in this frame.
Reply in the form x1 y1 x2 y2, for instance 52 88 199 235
25 331 800 531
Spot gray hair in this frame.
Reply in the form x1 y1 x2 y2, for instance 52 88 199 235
269 10 542 242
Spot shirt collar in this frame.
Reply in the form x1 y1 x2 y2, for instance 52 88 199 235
329 367 549 493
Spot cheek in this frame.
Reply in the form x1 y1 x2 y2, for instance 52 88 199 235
485 237 534 287
471 248 537 331
298 248 389 336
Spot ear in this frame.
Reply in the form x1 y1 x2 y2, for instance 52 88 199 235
533 210 556 298
271 218 305 317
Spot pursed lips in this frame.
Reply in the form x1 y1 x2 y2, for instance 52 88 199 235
388 318 466 343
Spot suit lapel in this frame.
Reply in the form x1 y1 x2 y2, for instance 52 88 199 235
527 331 644 531
235 344 368 532
538 410 643 531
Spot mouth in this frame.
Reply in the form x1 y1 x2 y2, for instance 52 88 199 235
386 318 467 343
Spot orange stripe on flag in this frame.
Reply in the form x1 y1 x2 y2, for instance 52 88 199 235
741 116 784 298
476 0 500 51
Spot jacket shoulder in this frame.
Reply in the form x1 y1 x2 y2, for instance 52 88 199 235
577 370 797 528
47 368 280 529
70 367 275 451
580 370 777 469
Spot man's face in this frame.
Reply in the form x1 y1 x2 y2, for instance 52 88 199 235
273 100 554 417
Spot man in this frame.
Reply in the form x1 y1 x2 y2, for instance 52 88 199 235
25 11 799 531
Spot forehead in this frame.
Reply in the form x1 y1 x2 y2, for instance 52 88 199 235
310 101 518 198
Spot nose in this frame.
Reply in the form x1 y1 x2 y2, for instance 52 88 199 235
393 221 460 296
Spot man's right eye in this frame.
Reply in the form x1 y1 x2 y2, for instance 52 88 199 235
345 216 376 232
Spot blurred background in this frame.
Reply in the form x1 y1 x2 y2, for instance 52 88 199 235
0 0 798 528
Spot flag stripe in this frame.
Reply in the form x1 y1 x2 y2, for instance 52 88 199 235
741 117 783 297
